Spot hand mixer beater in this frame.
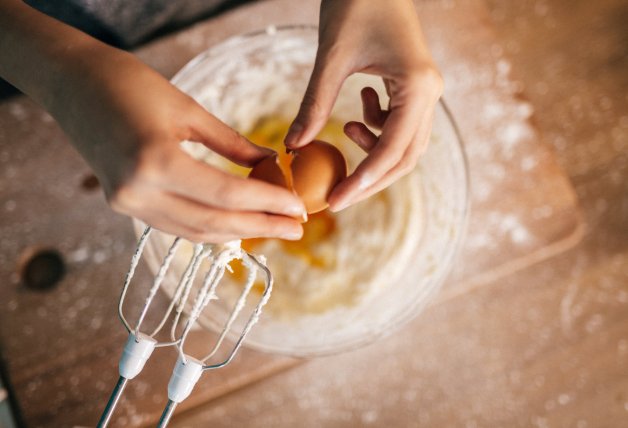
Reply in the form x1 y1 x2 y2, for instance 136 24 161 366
97 226 272 427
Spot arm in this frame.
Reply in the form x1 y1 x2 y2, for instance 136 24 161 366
0 0 305 242
285 0 443 211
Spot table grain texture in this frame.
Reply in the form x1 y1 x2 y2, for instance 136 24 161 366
0 0 625 426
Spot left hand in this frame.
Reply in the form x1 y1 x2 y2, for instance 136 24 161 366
284 0 443 212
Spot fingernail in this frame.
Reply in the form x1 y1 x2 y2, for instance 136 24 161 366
280 230 303 240
286 204 307 217
330 199 349 213
284 123 303 147
260 146 275 155
358 173 374 191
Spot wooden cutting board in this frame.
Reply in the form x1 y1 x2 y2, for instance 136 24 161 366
0 0 582 426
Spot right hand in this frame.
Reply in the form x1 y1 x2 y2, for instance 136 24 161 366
51 47 305 243
284 0 442 212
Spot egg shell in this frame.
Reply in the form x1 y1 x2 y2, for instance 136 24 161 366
249 141 347 215
291 140 347 214
248 155 287 188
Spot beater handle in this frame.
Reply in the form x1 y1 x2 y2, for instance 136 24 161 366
154 354 203 427
97 376 128 428
167 355 204 403
97 333 157 426
157 400 178 428
119 332 157 379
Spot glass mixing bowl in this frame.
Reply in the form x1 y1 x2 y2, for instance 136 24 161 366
134 26 469 357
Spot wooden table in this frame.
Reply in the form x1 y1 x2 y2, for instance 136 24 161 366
0 0 625 426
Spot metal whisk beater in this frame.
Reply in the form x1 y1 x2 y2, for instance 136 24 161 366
157 246 272 427
97 226 272 427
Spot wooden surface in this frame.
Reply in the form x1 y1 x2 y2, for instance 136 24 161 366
0 0 614 426
172 0 628 427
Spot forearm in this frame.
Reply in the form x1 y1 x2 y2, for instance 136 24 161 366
0 0 116 111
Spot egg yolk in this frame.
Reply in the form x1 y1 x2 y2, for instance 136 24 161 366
227 116 348 290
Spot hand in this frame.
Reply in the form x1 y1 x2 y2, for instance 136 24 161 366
51 48 306 242
284 0 443 211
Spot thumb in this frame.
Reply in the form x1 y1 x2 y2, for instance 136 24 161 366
285 53 349 149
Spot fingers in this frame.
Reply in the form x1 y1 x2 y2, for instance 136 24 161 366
344 87 388 152
343 121 378 152
361 87 388 129
284 50 350 149
187 102 273 167
345 111 434 207
128 190 303 243
108 145 305 242
329 99 422 211
158 150 306 218
329 71 442 212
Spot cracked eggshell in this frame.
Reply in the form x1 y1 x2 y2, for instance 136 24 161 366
290 141 347 214
249 140 347 214
248 154 287 188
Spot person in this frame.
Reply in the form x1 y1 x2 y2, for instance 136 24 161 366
0 0 442 243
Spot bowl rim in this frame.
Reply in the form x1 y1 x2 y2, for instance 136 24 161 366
157 25 471 357
171 24 320 87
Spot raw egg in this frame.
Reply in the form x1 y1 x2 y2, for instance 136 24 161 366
249 140 347 214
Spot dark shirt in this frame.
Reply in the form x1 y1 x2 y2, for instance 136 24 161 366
25 0 248 47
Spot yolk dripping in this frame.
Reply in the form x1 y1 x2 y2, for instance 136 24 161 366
227 116 347 290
